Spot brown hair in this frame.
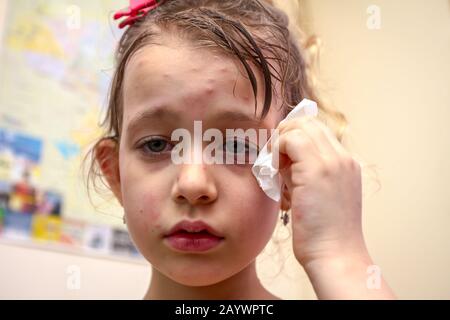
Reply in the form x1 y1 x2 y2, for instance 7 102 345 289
86 0 348 194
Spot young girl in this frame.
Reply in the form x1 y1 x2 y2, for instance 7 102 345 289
88 0 395 299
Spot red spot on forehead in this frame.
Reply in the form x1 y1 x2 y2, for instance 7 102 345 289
205 86 215 95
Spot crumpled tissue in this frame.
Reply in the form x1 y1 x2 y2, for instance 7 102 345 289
251 98 318 202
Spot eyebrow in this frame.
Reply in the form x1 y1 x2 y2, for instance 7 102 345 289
126 106 266 136
126 107 181 135
209 110 264 128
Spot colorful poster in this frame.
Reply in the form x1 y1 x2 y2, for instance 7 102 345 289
111 228 140 257
0 0 141 260
59 218 85 246
31 214 62 242
83 224 113 255
0 0 126 226
2 211 33 240
0 128 42 186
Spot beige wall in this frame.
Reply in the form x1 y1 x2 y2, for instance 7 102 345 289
0 0 449 299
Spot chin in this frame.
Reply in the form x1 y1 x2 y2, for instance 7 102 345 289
171 274 225 287
168 265 233 286
154 260 241 287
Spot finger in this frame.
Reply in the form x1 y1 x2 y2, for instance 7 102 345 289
276 117 337 159
268 116 314 153
278 116 348 158
277 115 315 135
278 153 292 170
313 119 348 156
272 129 321 168
299 118 339 158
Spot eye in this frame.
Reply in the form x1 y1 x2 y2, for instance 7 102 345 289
146 139 167 152
223 138 259 163
224 138 248 154
138 136 174 156
223 138 259 154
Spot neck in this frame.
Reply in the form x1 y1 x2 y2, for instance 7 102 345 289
144 260 279 300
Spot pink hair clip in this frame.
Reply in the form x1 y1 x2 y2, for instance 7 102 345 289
114 0 161 29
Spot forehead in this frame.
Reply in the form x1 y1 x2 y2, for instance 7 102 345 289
122 36 282 129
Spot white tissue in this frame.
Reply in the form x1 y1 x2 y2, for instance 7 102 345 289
251 99 319 202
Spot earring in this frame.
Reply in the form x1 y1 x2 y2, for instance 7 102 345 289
122 215 127 225
280 210 289 226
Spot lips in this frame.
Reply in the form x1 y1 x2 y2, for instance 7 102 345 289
164 220 224 252
164 220 224 238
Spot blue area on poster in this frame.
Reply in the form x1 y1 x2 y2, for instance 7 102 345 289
0 129 43 163
55 140 80 160
3 211 33 235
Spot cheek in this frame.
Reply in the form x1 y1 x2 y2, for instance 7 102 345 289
130 193 163 228
120 168 169 259
124 185 163 238
141 194 164 237
240 193 278 237
219 172 279 265
118 153 166 234
221 169 279 241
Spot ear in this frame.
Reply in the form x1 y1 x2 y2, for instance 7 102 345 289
280 183 291 211
95 138 123 206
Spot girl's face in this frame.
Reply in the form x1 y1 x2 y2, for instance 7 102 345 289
117 36 283 286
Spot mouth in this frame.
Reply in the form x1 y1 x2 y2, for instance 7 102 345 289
163 220 225 252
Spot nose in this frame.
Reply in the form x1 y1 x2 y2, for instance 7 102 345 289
171 164 218 205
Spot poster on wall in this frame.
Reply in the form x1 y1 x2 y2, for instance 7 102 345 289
0 127 141 260
0 0 142 261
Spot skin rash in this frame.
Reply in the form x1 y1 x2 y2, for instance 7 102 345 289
99 34 288 299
